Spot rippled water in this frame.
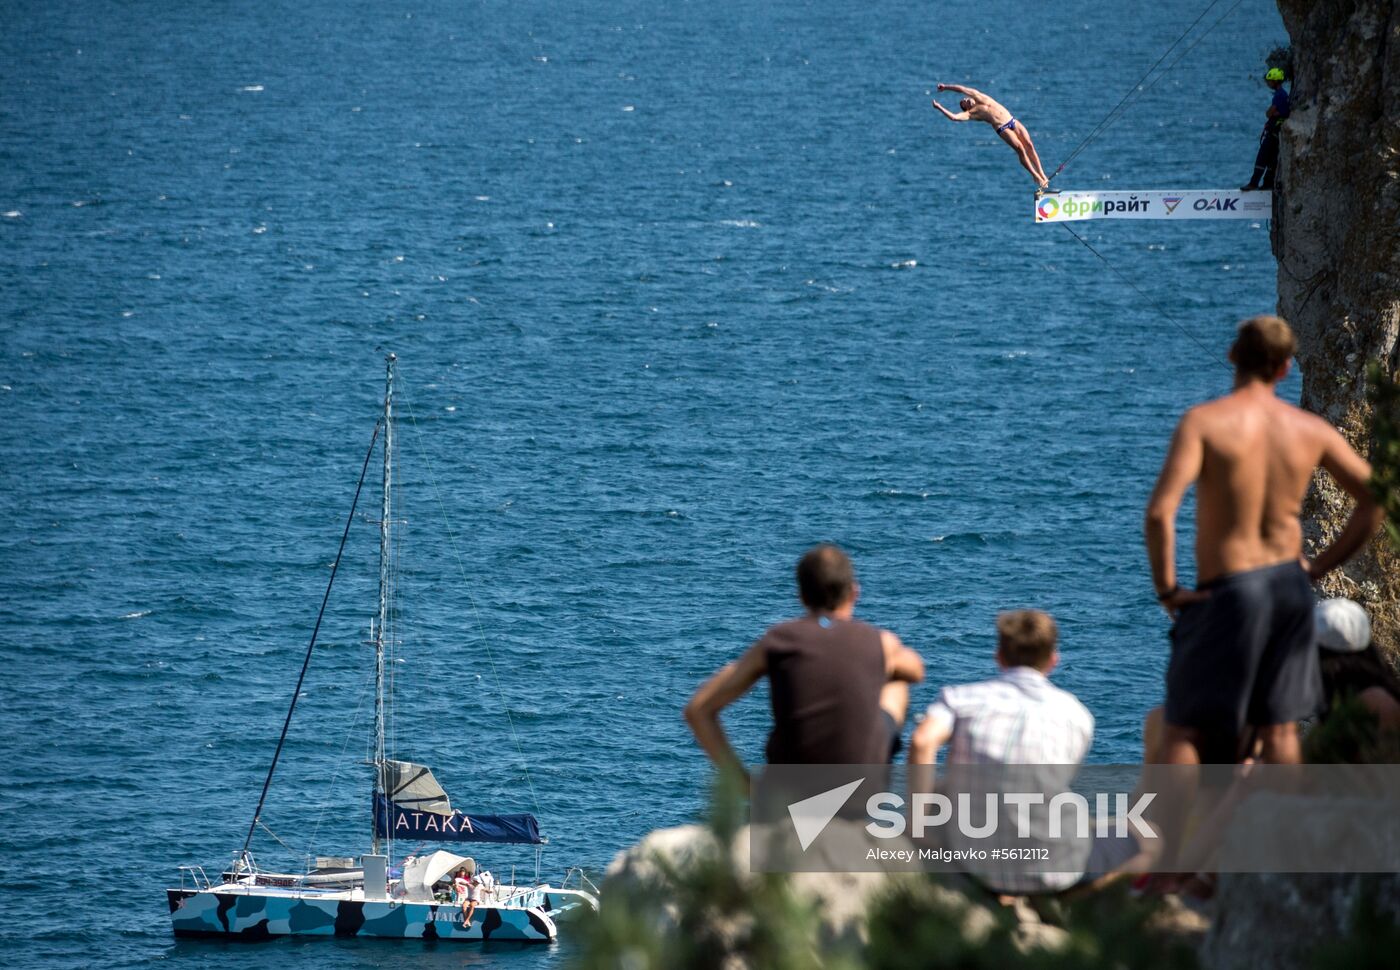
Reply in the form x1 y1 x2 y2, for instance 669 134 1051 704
2 1 1291 966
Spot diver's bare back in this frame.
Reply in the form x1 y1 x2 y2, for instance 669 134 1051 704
1190 391 1330 582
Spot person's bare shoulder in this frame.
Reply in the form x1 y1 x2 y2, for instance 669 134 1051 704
879 627 908 664
1189 391 1257 439
1175 399 1216 433
1276 395 1328 426
1273 396 1338 444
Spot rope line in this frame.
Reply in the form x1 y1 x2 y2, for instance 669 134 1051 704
1049 0 1234 183
258 820 298 854
397 385 545 820
1057 222 1229 369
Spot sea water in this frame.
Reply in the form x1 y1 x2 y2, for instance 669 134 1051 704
0 1 1291 966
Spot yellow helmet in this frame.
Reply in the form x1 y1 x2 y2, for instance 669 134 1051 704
1265 68 1286 81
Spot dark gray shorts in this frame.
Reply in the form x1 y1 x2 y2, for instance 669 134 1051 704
1165 561 1319 738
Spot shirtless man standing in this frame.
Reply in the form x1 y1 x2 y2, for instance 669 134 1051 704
932 83 1049 189
1145 315 1383 767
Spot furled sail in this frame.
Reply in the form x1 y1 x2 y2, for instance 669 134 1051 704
373 794 544 845
381 760 452 815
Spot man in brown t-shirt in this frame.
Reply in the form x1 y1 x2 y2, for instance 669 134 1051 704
684 545 925 787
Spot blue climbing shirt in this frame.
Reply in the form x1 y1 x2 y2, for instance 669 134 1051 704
1268 86 1291 132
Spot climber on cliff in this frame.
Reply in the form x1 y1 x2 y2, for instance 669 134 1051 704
1241 67 1290 191
932 83 1051 190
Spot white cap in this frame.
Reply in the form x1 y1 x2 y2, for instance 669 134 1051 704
1315 598 1371 653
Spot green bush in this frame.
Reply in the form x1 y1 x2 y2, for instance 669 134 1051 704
867 880 1197 970
1309 880 1400 969
1303 694 1400 764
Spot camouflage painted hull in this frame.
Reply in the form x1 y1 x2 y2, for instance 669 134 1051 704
538 887 600 922
167 888 556 942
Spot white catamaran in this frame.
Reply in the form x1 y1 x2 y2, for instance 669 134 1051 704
168 354 598 943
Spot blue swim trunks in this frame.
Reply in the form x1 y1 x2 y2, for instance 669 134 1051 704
996 117 1018 134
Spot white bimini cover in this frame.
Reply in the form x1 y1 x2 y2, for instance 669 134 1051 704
1034 189 1271 223
398 849 475 901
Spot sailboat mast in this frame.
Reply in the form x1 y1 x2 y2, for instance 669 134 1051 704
372 352 395 856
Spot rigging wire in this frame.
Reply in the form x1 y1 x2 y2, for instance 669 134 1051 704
258 820 298 855
1131 0 1250 105
397 386 545 819
386 444 406 865
306 667 376 855
389 448 403 767
239 419 383 864
1058 221 1229 368
1044 0 1250 367
1048 0 1244 183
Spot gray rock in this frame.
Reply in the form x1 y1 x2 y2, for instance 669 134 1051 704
1274 0 1400 652
1203 872 1400 970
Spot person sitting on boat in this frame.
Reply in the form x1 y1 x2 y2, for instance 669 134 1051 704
454 865 479 928
476 868 496 902
931 82 1050 189
684 544 925 787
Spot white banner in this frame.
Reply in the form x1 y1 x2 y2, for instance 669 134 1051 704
1034 189 1272 223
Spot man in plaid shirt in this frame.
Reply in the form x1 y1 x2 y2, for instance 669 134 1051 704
910 610 1092 766
909 610 1105 895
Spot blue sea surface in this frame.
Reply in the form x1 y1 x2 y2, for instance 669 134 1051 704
2 1 1293 966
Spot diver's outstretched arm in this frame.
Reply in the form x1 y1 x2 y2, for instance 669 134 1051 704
932 100 970 121
936 83 984 100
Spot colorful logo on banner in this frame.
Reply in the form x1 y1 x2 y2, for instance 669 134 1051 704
1036 196 1060 221
1163 196 1184 214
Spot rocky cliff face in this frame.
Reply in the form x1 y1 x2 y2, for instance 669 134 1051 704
1206 871 1400 969
1273 1 1400 649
